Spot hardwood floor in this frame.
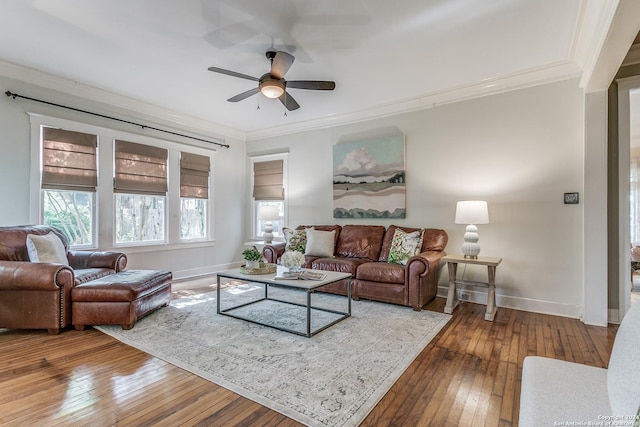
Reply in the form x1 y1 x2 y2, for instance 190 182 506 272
0 277 617 426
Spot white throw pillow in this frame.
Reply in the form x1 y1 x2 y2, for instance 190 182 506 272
304 229 335 258
26 232 69 265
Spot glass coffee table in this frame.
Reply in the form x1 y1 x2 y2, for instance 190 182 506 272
216 266 352 337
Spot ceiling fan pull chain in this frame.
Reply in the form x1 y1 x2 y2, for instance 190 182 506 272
257 95 260 111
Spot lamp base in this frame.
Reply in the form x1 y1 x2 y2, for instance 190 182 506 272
263 221 273 244
461 224 481 259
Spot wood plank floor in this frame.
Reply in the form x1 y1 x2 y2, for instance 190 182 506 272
0 276 618 426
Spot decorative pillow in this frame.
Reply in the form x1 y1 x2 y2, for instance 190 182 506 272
387 228 424 265
284 227 309 253
26 232 69 265
305 229 336 258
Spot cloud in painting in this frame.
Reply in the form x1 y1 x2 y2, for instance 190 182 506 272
338 146 377 172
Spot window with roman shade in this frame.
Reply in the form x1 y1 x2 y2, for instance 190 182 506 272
42 127 97 191
180 152 210 199
114 140 168 195
253 160 284 200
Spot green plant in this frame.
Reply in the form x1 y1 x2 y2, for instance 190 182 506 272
242 247 261 261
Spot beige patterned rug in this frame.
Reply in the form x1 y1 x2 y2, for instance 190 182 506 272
96 284 451 427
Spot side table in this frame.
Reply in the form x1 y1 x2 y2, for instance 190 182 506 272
443 255 503 321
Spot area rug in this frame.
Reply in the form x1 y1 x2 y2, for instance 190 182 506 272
95 284 451 427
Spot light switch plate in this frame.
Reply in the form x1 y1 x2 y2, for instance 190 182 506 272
564 192 579 204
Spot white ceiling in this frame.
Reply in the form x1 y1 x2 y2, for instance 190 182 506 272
0 0 621 138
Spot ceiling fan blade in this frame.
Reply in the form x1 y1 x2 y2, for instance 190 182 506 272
286 80 336 90
227 87 260 102
278 91 300 111
208 66 258 82
270 51 295 79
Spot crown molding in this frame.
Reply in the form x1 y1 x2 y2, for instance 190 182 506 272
579 0 640 92
0 58 582 144
0 59 246 142
246 60 582 141
572 0 619 89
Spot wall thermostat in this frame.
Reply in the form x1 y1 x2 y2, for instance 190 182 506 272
564 192 579 204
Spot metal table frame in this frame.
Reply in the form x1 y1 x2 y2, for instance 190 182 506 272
216 269 352 337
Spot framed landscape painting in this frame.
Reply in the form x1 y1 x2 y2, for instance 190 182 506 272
333 134 406 218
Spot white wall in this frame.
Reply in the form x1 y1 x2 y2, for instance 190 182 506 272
0 73 589 314
247 78 586 318
0 75 247 278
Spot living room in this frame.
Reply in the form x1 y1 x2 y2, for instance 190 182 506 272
1 1 640 426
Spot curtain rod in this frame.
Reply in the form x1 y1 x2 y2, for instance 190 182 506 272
5 90 230 148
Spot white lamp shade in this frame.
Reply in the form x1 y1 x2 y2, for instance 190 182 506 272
258 205 280 221
455 200 489 225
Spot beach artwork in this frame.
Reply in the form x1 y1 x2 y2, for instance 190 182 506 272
333 134 406 218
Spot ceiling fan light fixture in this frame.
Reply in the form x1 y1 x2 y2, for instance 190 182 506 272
260 80 284 99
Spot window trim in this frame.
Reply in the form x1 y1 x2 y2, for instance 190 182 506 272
249 153 288 241
29 113 215 250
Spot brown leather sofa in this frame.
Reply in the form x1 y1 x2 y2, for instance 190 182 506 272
0 225 127 334
263 224 448 310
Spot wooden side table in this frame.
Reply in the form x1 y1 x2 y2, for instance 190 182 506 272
443 255 503 321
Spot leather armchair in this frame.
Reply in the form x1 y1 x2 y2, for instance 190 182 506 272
0 225 127 334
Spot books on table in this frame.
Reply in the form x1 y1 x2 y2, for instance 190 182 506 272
273 270 327 281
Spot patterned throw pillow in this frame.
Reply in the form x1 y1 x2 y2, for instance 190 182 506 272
284 227 309 253
387 228 424 265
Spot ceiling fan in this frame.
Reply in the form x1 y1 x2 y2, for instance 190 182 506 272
207 50 335 111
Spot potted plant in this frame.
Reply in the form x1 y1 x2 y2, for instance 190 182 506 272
242 247 262 269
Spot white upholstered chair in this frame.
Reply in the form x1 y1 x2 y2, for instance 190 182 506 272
519 303 640 426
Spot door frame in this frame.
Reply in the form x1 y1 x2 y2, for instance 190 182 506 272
617 75 640 320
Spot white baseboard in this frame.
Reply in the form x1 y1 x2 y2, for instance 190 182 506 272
437 285 583 320
171 262 242 281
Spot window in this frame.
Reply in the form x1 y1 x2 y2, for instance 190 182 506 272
43 191 94 246
32 115 216 251
251 156 287 240
114 194 165 243
114 140 167 244
180 152 210 239
41 127 97 246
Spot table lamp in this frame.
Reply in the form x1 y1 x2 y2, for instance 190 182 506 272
258 205 280 244
455 200 489 259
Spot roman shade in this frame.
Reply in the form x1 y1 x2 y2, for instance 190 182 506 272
180 152 210 199
253 160 284 200
114 140 167 195
42 127 97 191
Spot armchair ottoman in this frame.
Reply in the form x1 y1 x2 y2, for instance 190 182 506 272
72 269 172 330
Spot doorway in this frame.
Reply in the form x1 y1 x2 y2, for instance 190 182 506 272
620 77 640 315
